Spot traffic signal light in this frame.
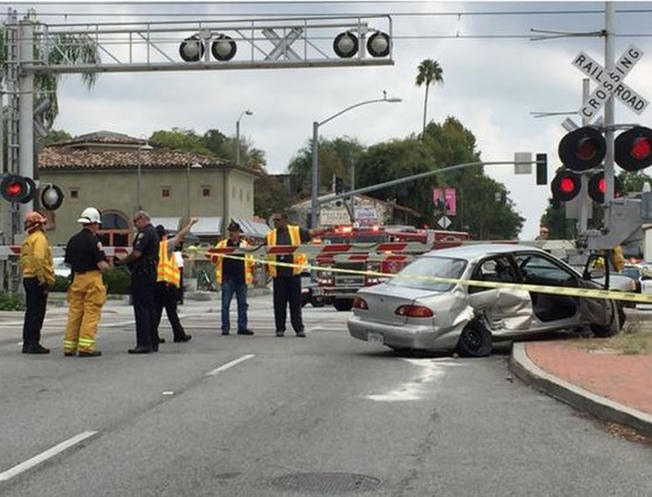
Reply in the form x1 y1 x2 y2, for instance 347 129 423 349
558 126 606 172
588 173 623 204
614 126 652 172
0 175 35 203
40 184 64 210
333 176 344 194
551 170 581 202
536 153 547 185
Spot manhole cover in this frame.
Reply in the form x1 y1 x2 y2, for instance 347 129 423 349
271 472 381 493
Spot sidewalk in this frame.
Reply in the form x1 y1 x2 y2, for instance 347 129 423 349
511 310 652 436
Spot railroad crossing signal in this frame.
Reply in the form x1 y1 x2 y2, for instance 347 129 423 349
614 126 652 172
572 45 648 122
551 170 581 202
588 173 623 203
0 175 35 204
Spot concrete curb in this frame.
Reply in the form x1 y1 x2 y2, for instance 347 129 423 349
510 342 652 437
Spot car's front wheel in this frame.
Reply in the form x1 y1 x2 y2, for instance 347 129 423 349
333 299 353 311
457 321 492 357
591 302 625 337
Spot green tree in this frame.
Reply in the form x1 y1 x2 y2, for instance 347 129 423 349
0 12 100 128
150 128 213 155
415 59 443 136
43 129 72 145
619 170 652 193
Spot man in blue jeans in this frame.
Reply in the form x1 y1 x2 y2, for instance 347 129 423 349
216 221 254 336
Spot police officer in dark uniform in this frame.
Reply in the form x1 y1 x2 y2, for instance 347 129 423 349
117 210 160 354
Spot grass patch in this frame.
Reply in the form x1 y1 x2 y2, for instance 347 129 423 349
569 323 652 356
0 292 25 311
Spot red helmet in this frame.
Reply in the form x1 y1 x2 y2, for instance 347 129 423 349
24 211 47 231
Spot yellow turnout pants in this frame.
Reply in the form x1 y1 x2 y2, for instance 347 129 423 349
63 271 107 353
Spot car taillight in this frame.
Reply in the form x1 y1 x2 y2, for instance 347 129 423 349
395 305 434 318
353 297 368 310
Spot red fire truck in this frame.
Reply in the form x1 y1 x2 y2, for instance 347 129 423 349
311 225 471 311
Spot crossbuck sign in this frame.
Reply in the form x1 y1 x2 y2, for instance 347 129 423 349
572 44 649 121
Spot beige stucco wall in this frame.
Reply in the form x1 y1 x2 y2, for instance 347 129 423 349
40 166 254 245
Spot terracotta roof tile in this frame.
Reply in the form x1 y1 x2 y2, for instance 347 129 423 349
49 130 146 147
38 147 227 170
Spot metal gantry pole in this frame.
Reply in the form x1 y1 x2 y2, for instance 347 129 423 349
236 119 241 166
578 78 591 233
18 18 34 222
603 1 616 206
310 121 319 228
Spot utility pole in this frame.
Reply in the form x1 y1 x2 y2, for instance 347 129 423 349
603 2 616 205
578 78 591 234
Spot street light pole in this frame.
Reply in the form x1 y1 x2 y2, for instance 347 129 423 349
310 94 401 228
187 162 203 220
236 109 253 166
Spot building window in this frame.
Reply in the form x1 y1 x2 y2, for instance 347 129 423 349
161 187 171 198
70 188 79 200
202 186 211 197
98 211 130 247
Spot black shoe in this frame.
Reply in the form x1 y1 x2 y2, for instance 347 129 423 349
79 350 102 357
173 334 192 343
158 337 166 344
64 351 76 357
128 346 153 354
295 331 306 338
275 331 284 337
237 329 254 336
221 330 230 336
22 344 50 354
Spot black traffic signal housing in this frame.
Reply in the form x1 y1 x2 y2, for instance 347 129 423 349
551 170 581 202
334 176 344 194
588 173 623 204
536 153 547 185
0 175 35 203
40 183 64 210
614 126 652 172
558 126 606 172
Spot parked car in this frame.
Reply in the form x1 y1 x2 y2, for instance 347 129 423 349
348 244 624 357
53 257 71 278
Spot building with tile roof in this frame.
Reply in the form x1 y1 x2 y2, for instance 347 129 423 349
38 131 260 246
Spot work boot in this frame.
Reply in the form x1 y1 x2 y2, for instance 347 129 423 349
22 344 50 354
128 346 153 354
221 329 230 336
64 351 76 357
173 334 192 343
237 329 254 336
275 331 284 337
78 350 102 357
295 331 306 338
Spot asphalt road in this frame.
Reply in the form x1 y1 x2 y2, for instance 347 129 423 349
0 295 651 496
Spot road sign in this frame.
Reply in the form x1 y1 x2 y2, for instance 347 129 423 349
572 45 648 121
514 152 532 174
438 216 451 229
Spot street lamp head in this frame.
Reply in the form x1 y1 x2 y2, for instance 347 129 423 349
386 97 402 103
245 110 253 116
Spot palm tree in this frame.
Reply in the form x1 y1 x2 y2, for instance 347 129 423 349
0 12 100 129
415 59 443 136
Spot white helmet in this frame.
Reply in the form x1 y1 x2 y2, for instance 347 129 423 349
77 207 102 225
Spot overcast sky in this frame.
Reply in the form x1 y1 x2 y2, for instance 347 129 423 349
13 0 652 238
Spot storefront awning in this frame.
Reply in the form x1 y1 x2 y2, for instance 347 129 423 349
191 217 223 236
233 218 270 238
150 217 181 232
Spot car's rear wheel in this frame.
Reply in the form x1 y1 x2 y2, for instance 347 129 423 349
333 299 353 311
591 302 625 337
457 321 492 357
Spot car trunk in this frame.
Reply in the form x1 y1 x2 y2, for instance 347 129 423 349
359 284 439 326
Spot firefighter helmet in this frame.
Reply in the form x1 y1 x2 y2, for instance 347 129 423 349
77 207 102 224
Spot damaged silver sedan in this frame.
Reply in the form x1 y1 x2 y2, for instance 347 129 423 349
348 244 624 357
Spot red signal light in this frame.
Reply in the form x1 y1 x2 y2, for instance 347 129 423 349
576 138 598 161
615 126 652 172
559 127 606 172
588 173 622 203
551 171 581 202
6 182 21 197
631 137 652 161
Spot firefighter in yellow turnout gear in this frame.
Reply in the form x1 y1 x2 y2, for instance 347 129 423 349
217 221 255 335
63 207 111 357
20 211 55 354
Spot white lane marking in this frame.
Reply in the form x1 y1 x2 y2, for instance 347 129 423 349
366 359 448 402
206 354 255 376
162 391 175 396
0 430 98 482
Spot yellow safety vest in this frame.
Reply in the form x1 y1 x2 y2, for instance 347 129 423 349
156 239 181 288
214 239 254 285
266 225 306 277
20 230 55 286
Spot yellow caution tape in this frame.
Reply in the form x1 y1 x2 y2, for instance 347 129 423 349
211 253 652 305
